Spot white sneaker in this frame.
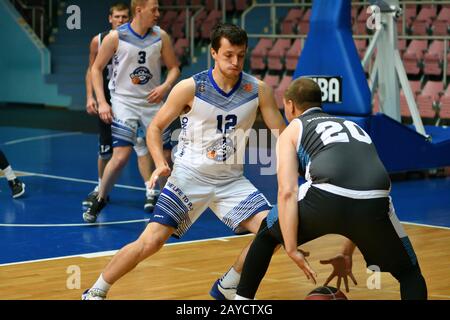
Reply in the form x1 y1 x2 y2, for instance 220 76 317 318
81 288 106 300
209 279 237 300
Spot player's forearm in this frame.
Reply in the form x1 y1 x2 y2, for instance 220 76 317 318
85 69 94 99
341 238 356 256
278 189 299 254
147 125 167 168
162 66 180 92
91 67 107 104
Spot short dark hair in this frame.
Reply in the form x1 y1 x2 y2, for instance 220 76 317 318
110 2 130 15
284 78 322 109
210 23 248 52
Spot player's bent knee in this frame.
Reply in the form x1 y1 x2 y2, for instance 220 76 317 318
239 210 269 234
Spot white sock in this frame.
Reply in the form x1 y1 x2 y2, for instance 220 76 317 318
235 294 251 300
97 178 102 189
146 187 160 198
92 274 111 293
3 166 16 181
220 267 240 288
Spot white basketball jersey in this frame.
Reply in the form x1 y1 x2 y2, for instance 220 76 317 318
109 23 162 107
175 69 260 181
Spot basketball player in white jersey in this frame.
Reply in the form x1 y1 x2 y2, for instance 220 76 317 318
83 0 180 223
82 23 286 300
83 3 149 207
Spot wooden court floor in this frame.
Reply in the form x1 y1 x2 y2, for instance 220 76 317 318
0 224 448 300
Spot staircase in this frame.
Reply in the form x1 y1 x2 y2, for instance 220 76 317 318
46 0 118 110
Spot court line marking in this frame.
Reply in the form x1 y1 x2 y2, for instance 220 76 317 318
3 132 83 145
16 170 146 191
0 221 449 266
0 234 252 267
0 219 150 228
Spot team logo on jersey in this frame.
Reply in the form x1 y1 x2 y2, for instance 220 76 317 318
243 83 253 92
130 66 153 85
206 136 235 161
198 83 206 93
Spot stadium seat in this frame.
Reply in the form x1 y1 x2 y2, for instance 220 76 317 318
250 38 273 71
439 85 450 120
267 39 291 72
411 7 437 35
275 75 292 109
396 5 417 35
402 40 428 75
400 80 421 117
281 8 303 34
416 81 444 118
262 73 280 90
160 10 179 32
285 39 302 72
235 0 249 13
423 40 445 76
354 39 367 60
355 7 370 34
432 6 449 35
297 9 311 35
201 10 222 40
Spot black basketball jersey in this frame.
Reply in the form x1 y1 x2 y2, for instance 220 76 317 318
99 31 112 102
296 107 390 193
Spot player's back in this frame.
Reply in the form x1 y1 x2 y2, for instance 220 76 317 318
296 108 391 193
109 23 162 107
175 69 260 182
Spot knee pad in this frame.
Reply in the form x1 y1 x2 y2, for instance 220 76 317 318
134 137 148 157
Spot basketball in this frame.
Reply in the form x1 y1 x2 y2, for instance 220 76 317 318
305 286 348 300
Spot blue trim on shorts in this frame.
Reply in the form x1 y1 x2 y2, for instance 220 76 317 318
112 137 133 148
224 191 272 232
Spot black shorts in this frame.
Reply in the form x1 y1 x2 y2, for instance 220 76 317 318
98 116 113 158
267 186 419 275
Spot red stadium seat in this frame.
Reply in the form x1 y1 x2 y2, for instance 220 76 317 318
439 85 450 120
267 39 291 72
297 9 311 35
432 6 450 35
411 7 437 35
275 75 292 109
417 81 443 118
402 40 428 75
262 74 280 94
285 39 302 72
250 38 273 71
281 8 303 34
400 80 421 117
423 40 445 76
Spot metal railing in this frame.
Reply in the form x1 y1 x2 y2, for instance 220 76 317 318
10 0 46 42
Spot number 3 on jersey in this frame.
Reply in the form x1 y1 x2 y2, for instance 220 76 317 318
138 51 146 64
217 115 237 133
315 120 372 145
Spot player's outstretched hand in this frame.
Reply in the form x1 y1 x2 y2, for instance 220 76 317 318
148 164 171 189
320 254 357 292
288 249 317 285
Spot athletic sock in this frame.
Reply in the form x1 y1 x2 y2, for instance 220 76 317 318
92 274 111 294
220 267 240 288
3 166 17 181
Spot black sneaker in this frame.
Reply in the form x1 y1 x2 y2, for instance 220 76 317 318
8 179 25 199
82 197 107 223
144 190 160 213
82 191 110 207
82 191 98 207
